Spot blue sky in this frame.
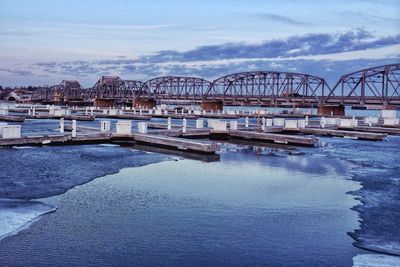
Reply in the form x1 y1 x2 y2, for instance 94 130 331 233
0 0 399 87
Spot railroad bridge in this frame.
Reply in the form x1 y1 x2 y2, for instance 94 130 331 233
39 63 399 114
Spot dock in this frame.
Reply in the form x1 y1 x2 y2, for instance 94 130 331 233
133 133 218 153
338 126 400 135
1 104 398 159
290 127 387 140
228 130 319 146
30 114 95 121
0 115 25 122
95 114 151 120
0 131 219 154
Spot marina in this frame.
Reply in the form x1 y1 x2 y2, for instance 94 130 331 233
1 104 398 153
1 0 400 264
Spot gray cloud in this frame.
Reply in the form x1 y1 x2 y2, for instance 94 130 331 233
0 68 34 76
141 29 399 62
23 29 400 87
257 13 311 26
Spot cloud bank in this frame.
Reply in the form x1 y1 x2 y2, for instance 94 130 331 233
1 29 399 87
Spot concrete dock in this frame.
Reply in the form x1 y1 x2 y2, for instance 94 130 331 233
0 132 219 154
289 127 387 141
1 104 398 158
228 130 319 146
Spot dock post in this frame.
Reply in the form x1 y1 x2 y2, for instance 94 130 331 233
368 116 372 127
138 122 148 134
305 116 309 126
167 117 172 130
90 107 94 116
101 121 111 132
181 109 184 115
28 108 31 116
32 106 36 117
352 116 357 127
320 117 326 129
72 120 77 137
85 107 89 115
139 109 142 115
196 119 204 129
175 109 178 115
182 118 187 133
230 120 238 130
261 118 266 131
59 118 64 133
245 117 249 128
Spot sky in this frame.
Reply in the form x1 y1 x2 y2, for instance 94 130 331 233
0 0 399 87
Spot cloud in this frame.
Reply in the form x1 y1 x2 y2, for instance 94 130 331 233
11 29 399 87
46 22 175 30
257 13 311 26
0 68 33 76
141 29 400 63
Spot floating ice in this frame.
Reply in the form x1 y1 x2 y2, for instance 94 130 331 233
353 254 400 267
0 199 56 241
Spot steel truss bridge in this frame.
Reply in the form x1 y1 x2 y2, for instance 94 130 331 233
36 63 400 107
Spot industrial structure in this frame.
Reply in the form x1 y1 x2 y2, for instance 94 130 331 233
19 63 400 114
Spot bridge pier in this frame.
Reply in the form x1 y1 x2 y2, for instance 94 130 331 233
133 99 156 109
94 98 116 108
200 101 223 112
317 105 345 116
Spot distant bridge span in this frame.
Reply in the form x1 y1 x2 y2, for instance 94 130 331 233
143 76 212 100
40 63 400 108
323 63 400 107
206 71 329 106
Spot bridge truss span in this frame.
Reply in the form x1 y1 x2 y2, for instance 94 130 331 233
324 63 400 107
143 76 212 100
89 76 146 100
207 71 330 105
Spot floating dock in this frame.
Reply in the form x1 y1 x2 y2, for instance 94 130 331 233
133 133 218 153
1 104 398 159
0 132 219 154
228 130 319 146
290 127 387 140
0 115 25 122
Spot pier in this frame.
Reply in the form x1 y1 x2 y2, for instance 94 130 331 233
1 102 399 158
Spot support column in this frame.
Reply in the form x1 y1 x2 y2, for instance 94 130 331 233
317 105 345 116
182 118 187 133
261 118 266 131
200 101 223 112
94 98 115 108
167 117 172 130
59 118 64 133
72 120 77 137
132 99 156 109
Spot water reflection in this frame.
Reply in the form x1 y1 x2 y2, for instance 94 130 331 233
218 142 349 177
